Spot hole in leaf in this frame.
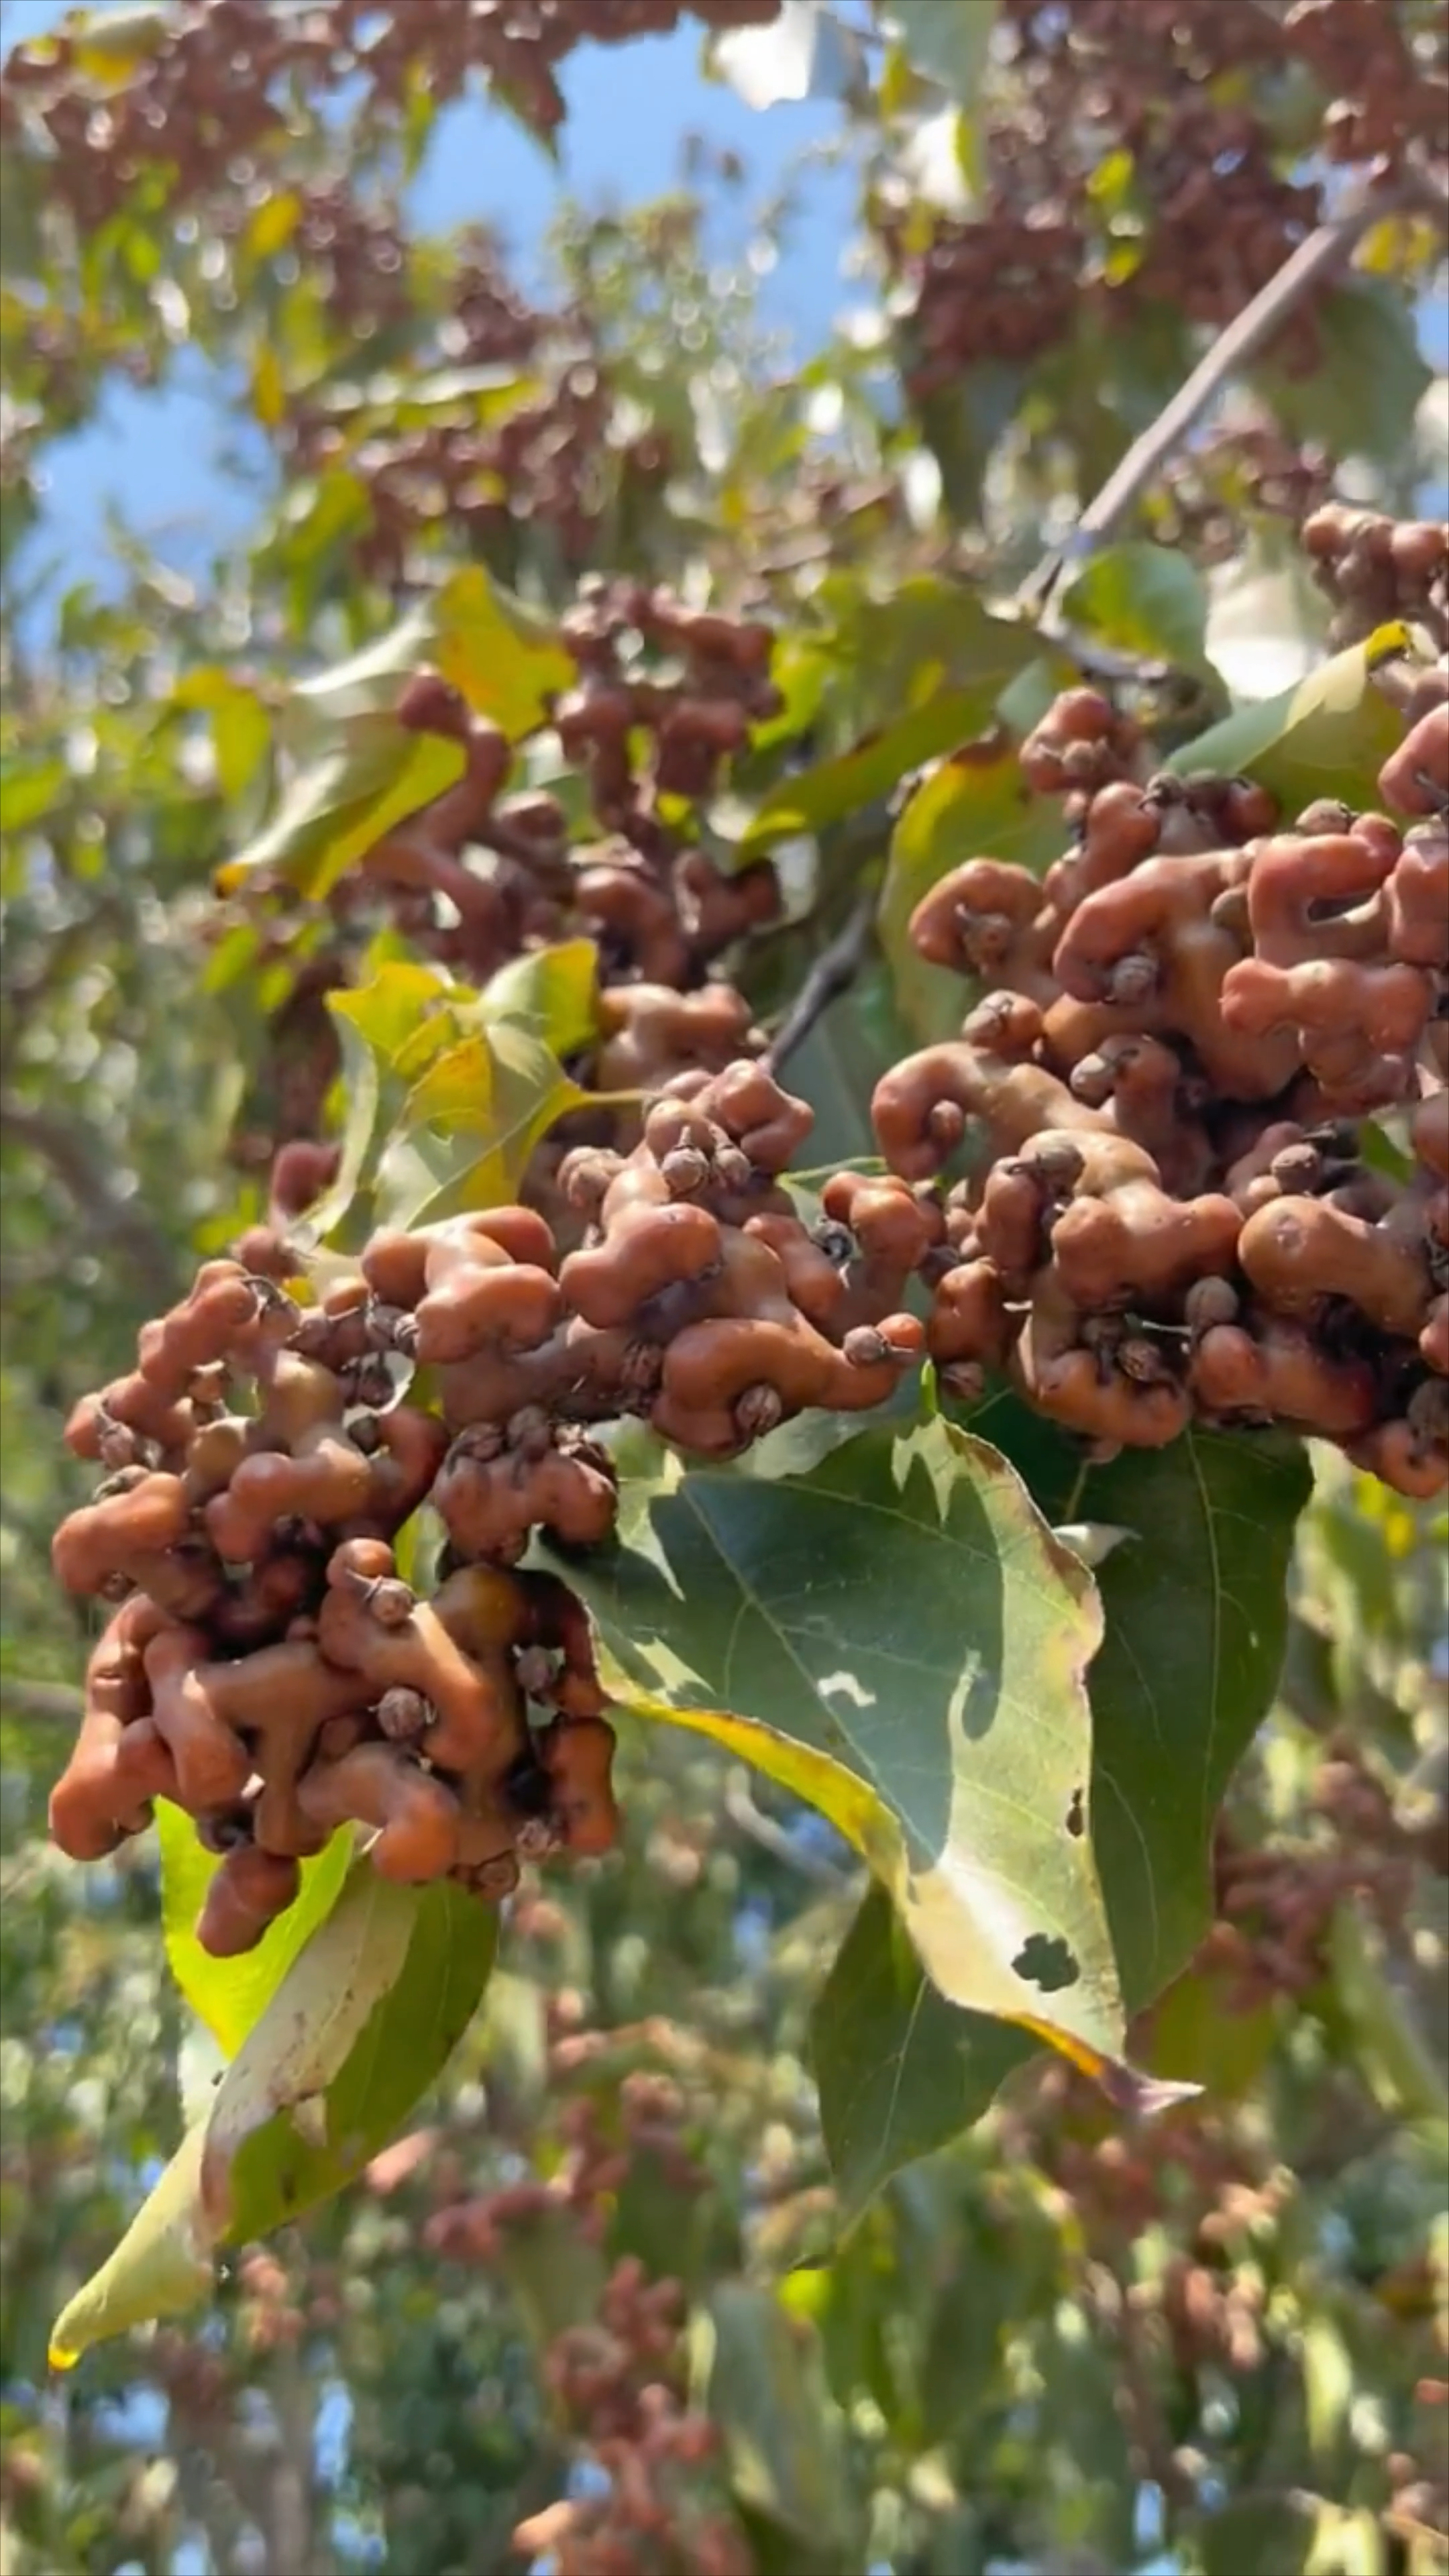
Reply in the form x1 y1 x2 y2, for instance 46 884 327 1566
1012 1931 1080 1993
1065 1786 1085 1838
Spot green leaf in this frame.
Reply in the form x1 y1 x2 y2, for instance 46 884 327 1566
215 714 461 903
879 729 1067 1042
48 2127 215 2371
170 667 272 804
916 362 1030 522
810 1417 1308 2202
49 1871 496 2368
481 937 601 1058
1252 280 1432 468
1061 541 1214 678
1165 631 1407 818
215 566 574 899
812 1884 1030 2220
0 753 68 833
495 2199 608 2357
289 564 573 742
156 1801 354 2060
559 1418 1141 2086
1143 1955 1283 2101
1198 2496 1320 2576
690 2284 853 2563
309 961 590 1248
1303 2312 1354 2466
884 0 998 101
386 1018 592 1226
738 683 1002 853
973 1406 1311 2010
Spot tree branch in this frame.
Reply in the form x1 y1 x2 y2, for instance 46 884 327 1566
762 884 878 1077
1 1094 182 1311
1022 165 1449 614
722 1766 860 1890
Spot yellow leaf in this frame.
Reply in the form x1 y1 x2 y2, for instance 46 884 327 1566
49 2125 214 2371
252 343 286 431
246 189 301 262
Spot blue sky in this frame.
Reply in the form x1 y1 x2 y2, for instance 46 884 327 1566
3 0 858 588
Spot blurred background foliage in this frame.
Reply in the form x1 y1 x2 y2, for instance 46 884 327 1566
1 3 1448 2571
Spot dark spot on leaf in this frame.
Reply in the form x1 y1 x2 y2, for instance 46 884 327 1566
1065 1787 1084 1838
1012 1932 1080 1993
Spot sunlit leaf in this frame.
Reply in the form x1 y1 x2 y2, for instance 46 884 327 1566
251 341 286 430
215 714 460 902
70 3 170 80
288 564 573 741
170 666 272 804
1165 630 1408 816
306 961 590 1246
48 2127 215 2371
558 1418 1146 2090
156 1801 354 2060
215 567 573 898
49 1872 496 2367
739 682 1002 853
1303 2313 1354 2466
810 1413 1307 2204
245 187 301 262
0 752 68 833
481 937 601 1058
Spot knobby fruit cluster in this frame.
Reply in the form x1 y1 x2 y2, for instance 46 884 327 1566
877 604 1448 1477
46 511 1448 1955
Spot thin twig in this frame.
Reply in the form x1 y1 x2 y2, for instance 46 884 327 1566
1021 167 1449 614
762 883 878 1076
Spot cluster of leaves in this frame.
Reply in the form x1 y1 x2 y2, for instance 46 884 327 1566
3 5 1448 2574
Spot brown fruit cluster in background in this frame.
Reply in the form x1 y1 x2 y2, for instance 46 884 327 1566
1152 427 1336 564
1303 505 1449 650
228 586 782 1195
423 2046 749 2573
0 0 785 207
887 0 1444 410
325 592 782 990
1202 1745 1419 2013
